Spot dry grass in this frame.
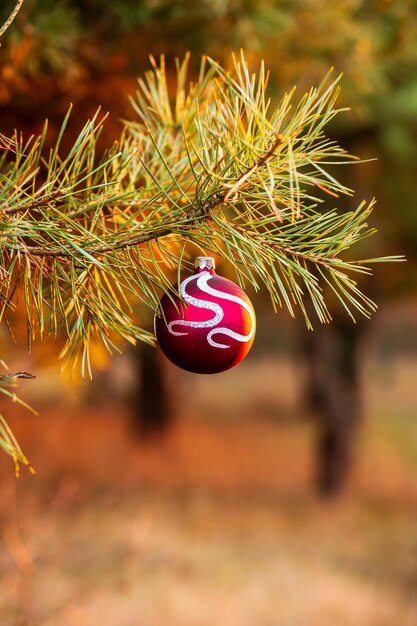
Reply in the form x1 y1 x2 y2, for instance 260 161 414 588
0 354 416 626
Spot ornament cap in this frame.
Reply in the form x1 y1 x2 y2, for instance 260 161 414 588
194 256 215 271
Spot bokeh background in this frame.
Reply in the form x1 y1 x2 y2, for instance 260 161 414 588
0 1 417 625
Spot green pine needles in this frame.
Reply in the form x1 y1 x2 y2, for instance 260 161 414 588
0 52 400 470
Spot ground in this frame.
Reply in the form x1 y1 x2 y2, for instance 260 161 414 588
0 352 416 626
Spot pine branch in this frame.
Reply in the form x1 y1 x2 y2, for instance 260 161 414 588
0 52 404 471
0 370 35 476
6 134 282 257
0 53 401 378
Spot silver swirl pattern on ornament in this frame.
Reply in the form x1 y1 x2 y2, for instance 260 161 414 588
167 272 255 349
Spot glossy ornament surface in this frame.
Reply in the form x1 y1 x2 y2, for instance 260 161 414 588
154 257 256 374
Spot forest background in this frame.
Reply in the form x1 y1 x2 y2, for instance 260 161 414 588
0 2 416 626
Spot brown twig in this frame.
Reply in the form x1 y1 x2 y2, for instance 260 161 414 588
0 189 66 215
0 0 25 40
7 134 284 258
233 225 334 268
224 134 283 201
0 371 35 381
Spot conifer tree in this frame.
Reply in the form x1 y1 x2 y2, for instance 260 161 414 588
0 1 399 472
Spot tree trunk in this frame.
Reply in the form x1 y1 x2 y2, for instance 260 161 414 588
134 343 171 439
303 314 364 495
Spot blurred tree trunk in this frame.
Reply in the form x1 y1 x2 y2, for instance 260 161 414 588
303 129 378 496
134 343 171 439
303 314 364 495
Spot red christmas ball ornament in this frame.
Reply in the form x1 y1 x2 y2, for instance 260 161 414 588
154 257 256 374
